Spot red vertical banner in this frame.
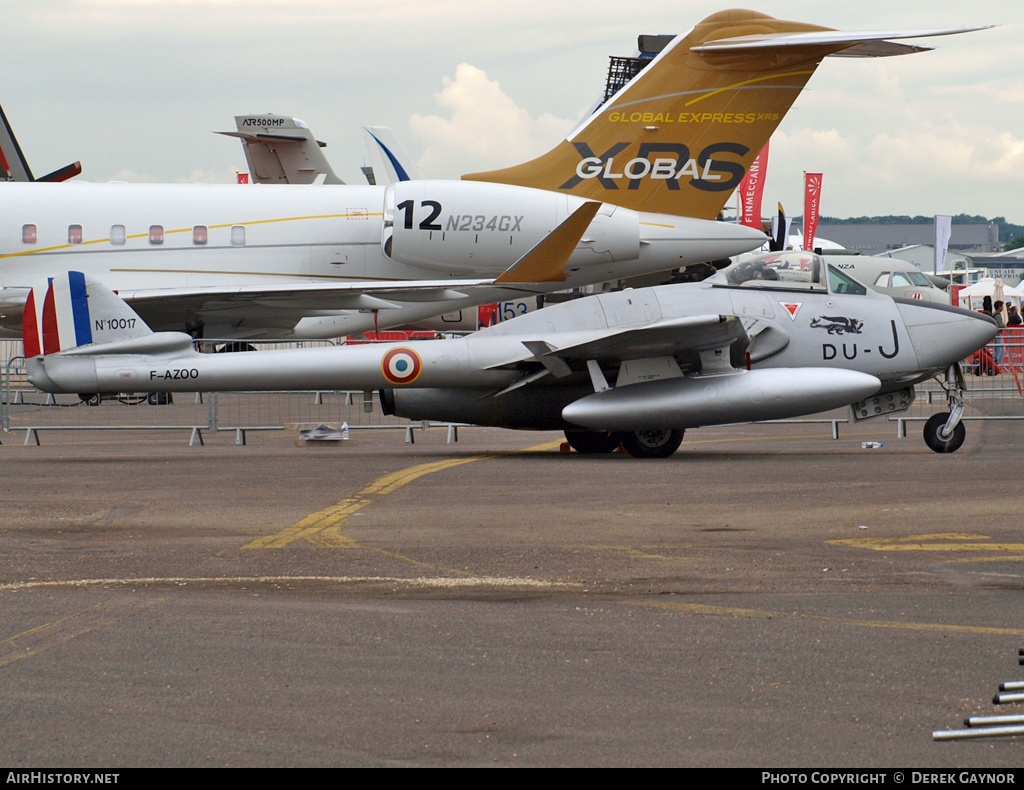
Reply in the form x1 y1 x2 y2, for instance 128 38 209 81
237 172 250 184
477 303 498 328
738 142 769 229
803 172 822 251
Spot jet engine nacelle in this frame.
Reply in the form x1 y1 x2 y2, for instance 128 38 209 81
381 180 640 275
383 368 882 434
381 384 593 431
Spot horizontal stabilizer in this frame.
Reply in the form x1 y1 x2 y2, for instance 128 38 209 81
693 26 990 57
36 161 83 182
217 131 312 144
57 330 193 358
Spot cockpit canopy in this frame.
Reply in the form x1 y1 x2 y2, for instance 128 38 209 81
876 270 934 289
711 251 868 296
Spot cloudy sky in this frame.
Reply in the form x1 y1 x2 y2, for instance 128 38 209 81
4 0 1021 221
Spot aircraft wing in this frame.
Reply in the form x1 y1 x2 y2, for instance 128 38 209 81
0 278 556 339
0 268 561 339
125 278 543 315
541 314 749 370
485 314 752 383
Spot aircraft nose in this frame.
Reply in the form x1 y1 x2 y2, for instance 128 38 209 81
896 298 997 370
639 214 766 267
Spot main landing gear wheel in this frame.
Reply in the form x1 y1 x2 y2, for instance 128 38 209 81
563 429 622 454
923 412 966 454
619 429 684 459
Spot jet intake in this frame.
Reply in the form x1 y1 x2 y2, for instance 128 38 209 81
562 368 881 431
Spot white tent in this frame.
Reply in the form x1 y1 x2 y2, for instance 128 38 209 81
956 278 1024 311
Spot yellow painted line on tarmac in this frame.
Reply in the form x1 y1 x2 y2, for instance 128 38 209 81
585 544 696 561
245 439 562 549
0 598 164 669
0 618 105 668
828 532 1024 555
638 601 1024 637
0 575 574 667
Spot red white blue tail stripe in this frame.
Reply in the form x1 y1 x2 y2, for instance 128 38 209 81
46 271 93 355
25 272 154 357
23 272 94 358
22 287 41 358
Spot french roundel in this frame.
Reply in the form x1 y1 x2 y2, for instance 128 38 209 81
381 347 423 385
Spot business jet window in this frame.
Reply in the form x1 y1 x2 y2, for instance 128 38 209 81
110 225 126 246
193 225 208 245
22 224 37 244
874 273 891 287
68 225 83 245
893 271 932 288
149 225 164 245
714 251 826 291
231 225 246 246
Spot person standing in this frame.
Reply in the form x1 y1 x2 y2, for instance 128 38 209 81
993 299 1007 367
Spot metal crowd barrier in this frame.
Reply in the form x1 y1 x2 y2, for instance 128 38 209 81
1 338 463 446
3 333 1023 447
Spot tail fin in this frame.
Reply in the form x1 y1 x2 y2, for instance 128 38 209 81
362 126 423 185
23 272 152 357
464 9 978 218
0 103 81 182
0 103 34 181
218 113 344 185
770 203 788 251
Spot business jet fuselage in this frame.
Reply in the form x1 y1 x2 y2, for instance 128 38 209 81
0 179 761 339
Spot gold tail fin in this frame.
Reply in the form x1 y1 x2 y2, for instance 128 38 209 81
464 9 929 218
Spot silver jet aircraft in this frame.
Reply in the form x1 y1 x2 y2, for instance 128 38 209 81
25 260 995 457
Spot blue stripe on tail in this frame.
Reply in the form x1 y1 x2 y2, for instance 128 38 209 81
68 271 93 346
368 130 410 182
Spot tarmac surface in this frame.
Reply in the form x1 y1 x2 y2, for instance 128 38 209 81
2 417 1024 767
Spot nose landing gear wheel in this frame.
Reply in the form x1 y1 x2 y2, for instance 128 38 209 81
620 429 684 459
923 412 966 454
